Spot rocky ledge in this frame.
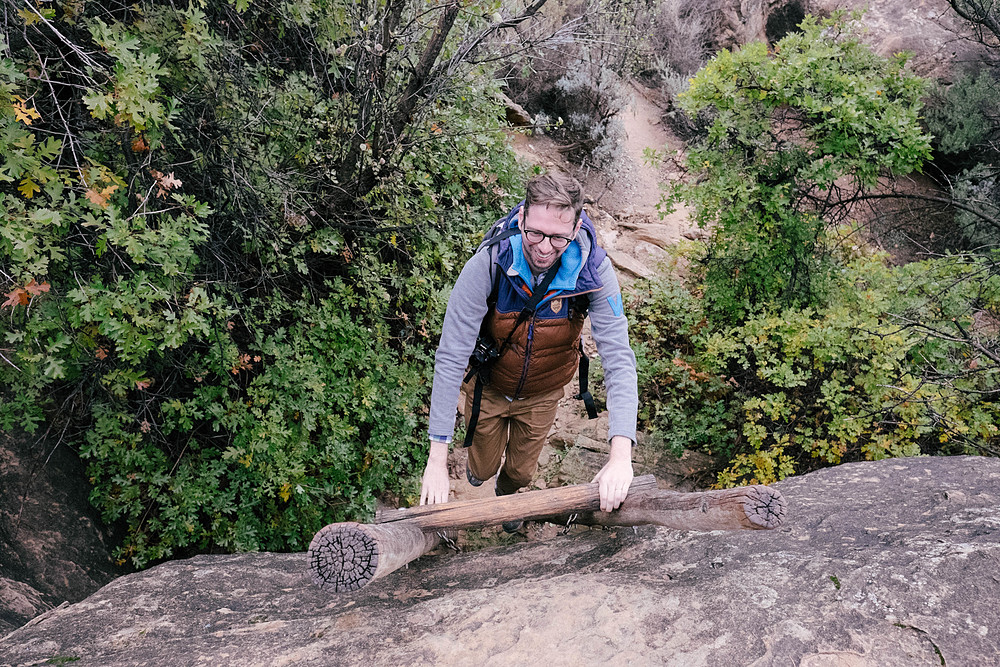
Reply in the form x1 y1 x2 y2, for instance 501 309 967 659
2 456 998 666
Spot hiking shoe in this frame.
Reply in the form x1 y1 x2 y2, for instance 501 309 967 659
466 464 484 487
501 519 524 534
495 481 523 533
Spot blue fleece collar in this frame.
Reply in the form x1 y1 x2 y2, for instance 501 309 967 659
510 234 583 292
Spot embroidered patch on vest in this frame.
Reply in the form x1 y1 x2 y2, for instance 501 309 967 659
549 298 563 314
607 293 623 317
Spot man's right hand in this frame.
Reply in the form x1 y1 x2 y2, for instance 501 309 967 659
419 440 450 505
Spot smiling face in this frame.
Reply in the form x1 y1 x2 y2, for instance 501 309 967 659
517 204 581 276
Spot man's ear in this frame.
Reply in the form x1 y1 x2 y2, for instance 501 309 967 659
516 207 524 229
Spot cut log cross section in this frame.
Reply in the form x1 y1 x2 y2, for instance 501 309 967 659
307 475 787 593
308 522 441 593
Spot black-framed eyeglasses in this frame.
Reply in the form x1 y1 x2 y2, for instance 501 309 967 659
523 228 574 249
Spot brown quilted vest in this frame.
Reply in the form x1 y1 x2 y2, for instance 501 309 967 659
485 299 587 398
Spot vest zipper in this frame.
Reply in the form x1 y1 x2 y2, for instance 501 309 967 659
501 274 601 397
514 315 535 398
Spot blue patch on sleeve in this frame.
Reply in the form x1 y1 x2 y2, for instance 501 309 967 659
607 293 623 317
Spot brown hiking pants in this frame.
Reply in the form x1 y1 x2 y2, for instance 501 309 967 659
463 380 564 496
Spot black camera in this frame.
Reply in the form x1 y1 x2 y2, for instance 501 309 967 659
470 336 500 368
464 336 501 384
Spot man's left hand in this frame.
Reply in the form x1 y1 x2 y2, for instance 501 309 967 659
592 435 634 512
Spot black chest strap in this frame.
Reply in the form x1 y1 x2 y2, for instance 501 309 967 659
575 340 599 420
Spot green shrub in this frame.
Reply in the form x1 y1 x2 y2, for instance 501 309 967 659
80 286 430 563
924 68 1000 157
1 2 524 567
917 50 999 289
668 14 932 324
634 13 998 488
633 247 1000 487
631 272 737 459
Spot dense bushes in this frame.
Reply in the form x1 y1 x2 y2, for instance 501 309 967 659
924 68 999 158
1 1 525 566
631 267 735 459
79 285 433 562
634 15 999 486
923 68 1000 250
635 249 1000 487
668 14 932 323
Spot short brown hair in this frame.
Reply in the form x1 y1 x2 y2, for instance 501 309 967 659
524 171 584 223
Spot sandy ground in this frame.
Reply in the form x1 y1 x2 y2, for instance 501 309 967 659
508 81 697 282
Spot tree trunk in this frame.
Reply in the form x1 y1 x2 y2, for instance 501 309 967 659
386 1 461 146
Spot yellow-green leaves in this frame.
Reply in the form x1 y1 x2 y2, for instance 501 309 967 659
83 20 169 131
634 249 999 489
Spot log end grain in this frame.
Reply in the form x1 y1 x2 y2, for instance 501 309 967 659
308 522 379 593
742 486 787 529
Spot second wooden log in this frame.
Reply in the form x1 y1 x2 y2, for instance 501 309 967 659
539 484 787 531
374 474 659 531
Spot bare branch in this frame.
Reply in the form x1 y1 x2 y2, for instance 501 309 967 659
948 0 1000 47
844 191 1000 234
388 1 462 145
442 0 550 69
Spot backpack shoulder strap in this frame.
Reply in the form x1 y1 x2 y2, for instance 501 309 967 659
477 215 519 251
478 216 519 307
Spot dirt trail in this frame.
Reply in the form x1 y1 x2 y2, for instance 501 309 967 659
508 81 695 281
591 81 678 218
585 81 696 278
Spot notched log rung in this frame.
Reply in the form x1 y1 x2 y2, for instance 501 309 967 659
375 474 659 532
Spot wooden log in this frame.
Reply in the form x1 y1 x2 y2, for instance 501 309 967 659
308 521 441 593
374 474 660 532
307 478 788 593
538 484 786 531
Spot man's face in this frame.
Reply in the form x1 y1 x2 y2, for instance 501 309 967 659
517 204 580 276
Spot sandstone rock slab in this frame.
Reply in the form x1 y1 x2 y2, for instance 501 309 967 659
2 456 998 666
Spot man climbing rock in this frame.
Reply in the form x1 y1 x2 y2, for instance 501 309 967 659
420 171 638 526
